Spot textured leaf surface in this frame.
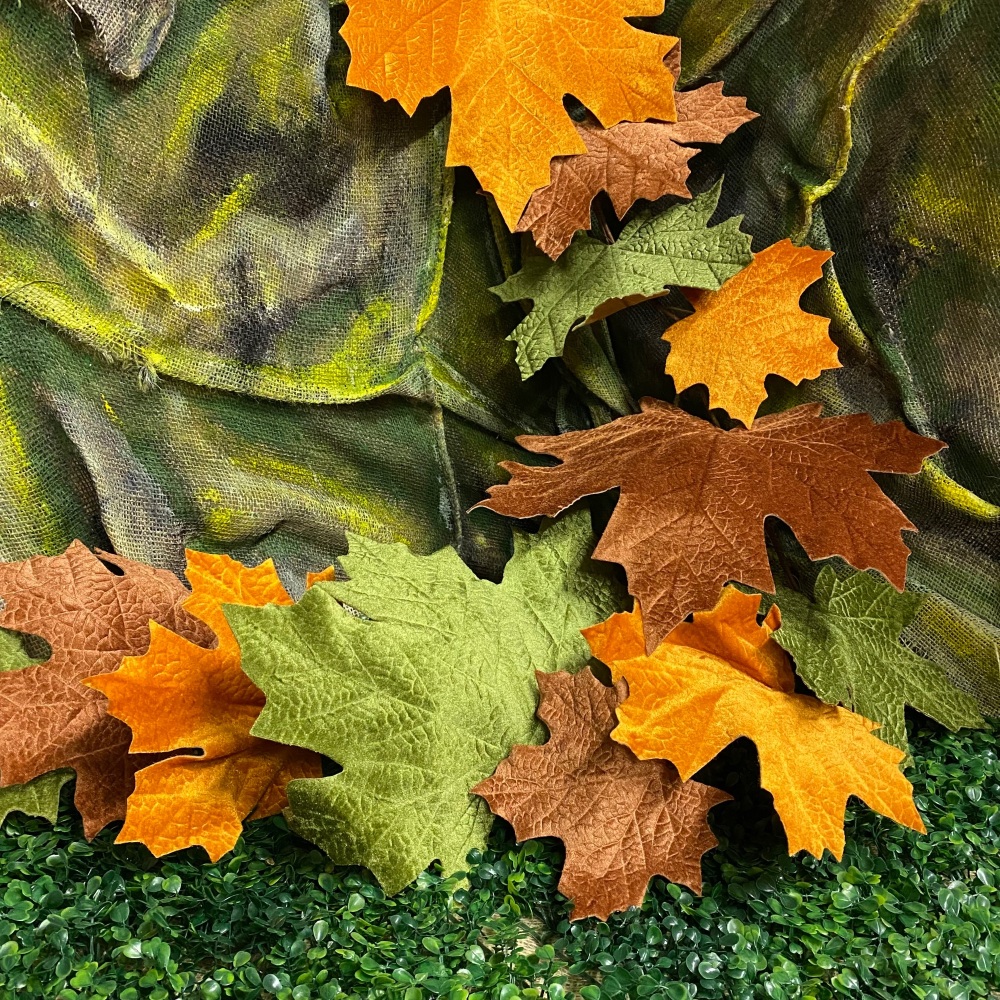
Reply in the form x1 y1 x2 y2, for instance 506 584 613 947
340 0 678 227
664 240 840 425
473 669 729 920
0 631 71 827
226 513 621 893
518 46 756 259
85 553 323 860
0 543 210 837
495 186 751 377
0 770 72 827
585 588 926 859
477 399 944 652
773 568 983 753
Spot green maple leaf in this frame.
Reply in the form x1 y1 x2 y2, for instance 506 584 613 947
0 770 72 827
774 567 984 753
493 182 752 378
226 512 621 893
0 630 72 826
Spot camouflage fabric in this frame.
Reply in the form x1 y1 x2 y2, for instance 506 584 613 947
0 0 996 703
0 0 610 585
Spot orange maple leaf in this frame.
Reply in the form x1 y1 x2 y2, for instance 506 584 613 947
85 552 323 861
664 240 840 425
584 588 926 860
339 0 678 228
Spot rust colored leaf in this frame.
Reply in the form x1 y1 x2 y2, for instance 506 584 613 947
476 399 944 652
0 543 210 837
519 68 757 258
85 552 323 861
584 589 926 859
664 240 840 425
474 668 730 919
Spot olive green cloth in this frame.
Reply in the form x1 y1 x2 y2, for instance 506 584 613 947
0 0 607 585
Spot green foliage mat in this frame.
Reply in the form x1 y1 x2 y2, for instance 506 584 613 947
0 724 996 1000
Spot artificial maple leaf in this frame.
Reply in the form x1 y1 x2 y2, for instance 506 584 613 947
476 399 944 653
664 240 840 425
0 769 72 827
85 552 323 861
473 668 730 920
772 568 983 753
0 630 72 828
225 512 621 894
0 543 211 837
585 588 926 859
518 58 757 258
495 184 751 377
340 0 678 228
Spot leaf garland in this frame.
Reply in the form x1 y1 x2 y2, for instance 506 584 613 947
0 10 982 926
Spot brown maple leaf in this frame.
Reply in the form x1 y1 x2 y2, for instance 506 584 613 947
474 668 730 920
517 43 757 259
0 542 211 837
475 400 944 653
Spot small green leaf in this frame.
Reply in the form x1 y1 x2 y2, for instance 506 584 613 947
493 183 752 377
0 769 72 828
774 568 984 753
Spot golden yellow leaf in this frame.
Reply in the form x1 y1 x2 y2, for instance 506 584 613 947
664 240 840 425
584 588 926 859
340 0 678 227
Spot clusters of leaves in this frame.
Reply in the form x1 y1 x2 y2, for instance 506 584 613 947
0 3 993 994
0 505 980 925
0 722 995 999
